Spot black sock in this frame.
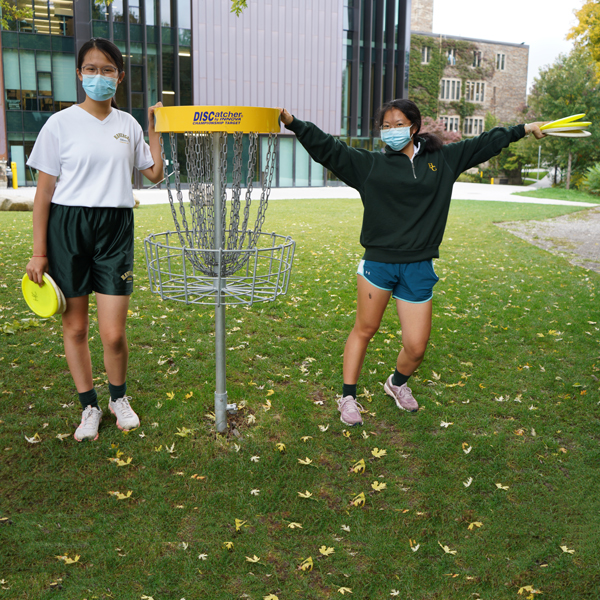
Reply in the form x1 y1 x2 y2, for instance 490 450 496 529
342 383 357 399
392 369 410 387
79 388 98 410
109 382 127 401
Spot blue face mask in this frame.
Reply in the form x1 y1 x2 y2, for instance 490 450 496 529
82 74 118 102
381 126 412 151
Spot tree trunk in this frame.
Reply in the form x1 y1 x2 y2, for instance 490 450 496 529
566 152 572 190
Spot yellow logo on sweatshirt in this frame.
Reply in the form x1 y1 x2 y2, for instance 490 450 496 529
428 163 437 171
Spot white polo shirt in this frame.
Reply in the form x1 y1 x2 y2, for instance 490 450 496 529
27 105 154 208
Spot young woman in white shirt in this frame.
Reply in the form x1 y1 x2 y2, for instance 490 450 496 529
26 37 164 441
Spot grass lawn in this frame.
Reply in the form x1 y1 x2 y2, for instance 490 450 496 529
513 187 600 204
1 198 599 599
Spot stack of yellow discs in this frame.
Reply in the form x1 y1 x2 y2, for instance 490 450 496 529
540 114 592 138
22 273 66 318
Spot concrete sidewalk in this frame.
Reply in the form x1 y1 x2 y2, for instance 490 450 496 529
3 181 598 208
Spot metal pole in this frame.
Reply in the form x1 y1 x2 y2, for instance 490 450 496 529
213 132 228 433
536 145 541 181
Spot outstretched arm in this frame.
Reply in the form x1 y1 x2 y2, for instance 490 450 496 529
524 122 548 139
278 108 373 190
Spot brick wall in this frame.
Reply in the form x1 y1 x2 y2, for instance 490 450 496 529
411 0 434 33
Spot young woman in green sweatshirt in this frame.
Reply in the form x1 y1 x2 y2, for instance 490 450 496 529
279 99 546 426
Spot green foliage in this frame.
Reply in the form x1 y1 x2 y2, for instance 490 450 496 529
582 162 600 195
0 0 32 29
567 0 600 77
528 47 600 186
230 0 248 16
409 36 494 121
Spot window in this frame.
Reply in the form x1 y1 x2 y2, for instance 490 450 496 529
472 50 481 67
440 78 461 101
463 117 484 136
447 48 456 66
441 116 460 133
421 46 432 64
496 53 506 70
465 81 485 102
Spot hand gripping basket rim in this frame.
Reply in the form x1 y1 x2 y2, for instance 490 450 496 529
154 106 281 134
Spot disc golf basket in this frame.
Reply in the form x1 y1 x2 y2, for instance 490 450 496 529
144 106 295 433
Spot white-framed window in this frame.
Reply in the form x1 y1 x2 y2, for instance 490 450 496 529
421 46 432 64
441 115 460 132
463 117 484 136
447 48 456 65
440 78 461 101
472 50 482 67
496 53 506 70
465 80 485 102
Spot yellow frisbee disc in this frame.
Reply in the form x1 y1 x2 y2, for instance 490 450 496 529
22 273 62 318
154 106 281 134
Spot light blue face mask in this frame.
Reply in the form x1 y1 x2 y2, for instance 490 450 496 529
381 126 412 151
82 74 118 102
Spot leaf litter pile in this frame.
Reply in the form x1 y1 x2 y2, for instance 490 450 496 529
1 199 599 599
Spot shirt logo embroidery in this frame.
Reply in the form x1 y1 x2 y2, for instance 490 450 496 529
114 133 130 144
428 163 437 171
120 270 133 282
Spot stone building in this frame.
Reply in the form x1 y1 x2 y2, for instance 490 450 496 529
410 0 529 134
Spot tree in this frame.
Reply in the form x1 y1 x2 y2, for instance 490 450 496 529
230 0 249 16
567 0 600 75
420 116 462 144
527 47 600 189
0 0 32 29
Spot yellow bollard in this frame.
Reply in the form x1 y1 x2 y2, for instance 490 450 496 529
491 177 494 185
11 161 18 189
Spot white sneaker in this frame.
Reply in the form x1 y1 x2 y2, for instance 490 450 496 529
74 405 103 441
108 396 140 430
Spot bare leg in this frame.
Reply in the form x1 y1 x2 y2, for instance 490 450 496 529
96 293 130 386
343 276 391 384
394 299 433 376
62 296 93 392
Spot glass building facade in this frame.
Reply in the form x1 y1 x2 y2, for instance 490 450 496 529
1 0 191 186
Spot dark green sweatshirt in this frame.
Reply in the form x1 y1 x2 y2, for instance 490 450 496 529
286 118 526 263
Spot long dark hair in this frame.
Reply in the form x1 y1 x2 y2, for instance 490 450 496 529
376 99 443 153
77 38 123 109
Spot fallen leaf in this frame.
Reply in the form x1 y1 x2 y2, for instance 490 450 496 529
266 389 275 396
275 443 286 452
56 554 80 564
298 457 313 465
438 541 457 555
24 433 42 444
301 436 313 442
223 541 234 550
341 525 351 532
361 430 369 439
338 587 352 595
318 424 329 432
198 553 208 560
55 433 70 441
462 442 472 454
235 519 247 532
245 555 260 563
297 490 313 498
495 483 509 490
560 545 575 554
107 490 132 500
350 459 365 474
371 481 387 492
350 492 365 507
250 455 260 462
409 539 420 552
250 489 260 496
463 477 473 488
371 448 387 458
288 522 303 529
319 545 335 556
175 427 194 437
468 522 483 530
440 421 453 428
299 556 313 571
264 595 279 600
343 429 351 438
518 585 542 596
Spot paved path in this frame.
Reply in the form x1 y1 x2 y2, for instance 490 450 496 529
2 181 597 208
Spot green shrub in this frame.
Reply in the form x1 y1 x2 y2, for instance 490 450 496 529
582 163 600 195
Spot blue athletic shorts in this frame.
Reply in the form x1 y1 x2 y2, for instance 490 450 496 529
357 259 439 303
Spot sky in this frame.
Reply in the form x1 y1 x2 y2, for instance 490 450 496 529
431 0 584 94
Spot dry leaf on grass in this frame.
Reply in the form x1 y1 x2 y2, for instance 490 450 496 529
319 545 335 556
299 556 313 571
371 447 387 458
438 541 457 555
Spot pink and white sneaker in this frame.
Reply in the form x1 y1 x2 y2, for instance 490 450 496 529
384 375 419 412
74 405 103 441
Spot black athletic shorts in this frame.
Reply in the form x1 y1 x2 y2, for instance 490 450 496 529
47 204 134 297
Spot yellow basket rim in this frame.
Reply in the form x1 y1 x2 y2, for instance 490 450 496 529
154 106 281 134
